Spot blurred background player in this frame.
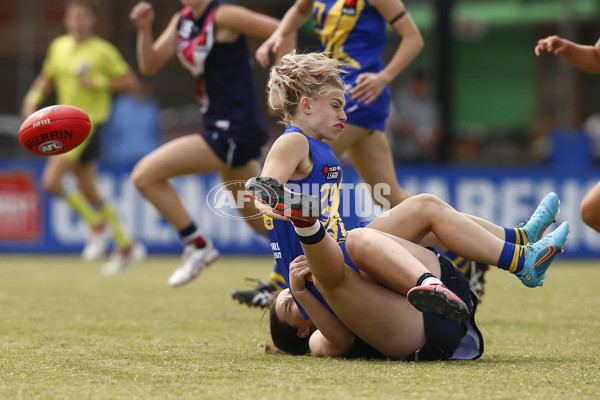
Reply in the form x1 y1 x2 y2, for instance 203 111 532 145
129 0 295 287
20 0 146 275
535 34 600 234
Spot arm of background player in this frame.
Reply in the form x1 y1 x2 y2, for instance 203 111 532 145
20 72 53 119
130 2 178 76
255 0 313 68
351 0 424 105
535 35 600 74
108 70 142 94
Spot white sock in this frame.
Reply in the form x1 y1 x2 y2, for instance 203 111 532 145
293 220 322 237
422 276 443 286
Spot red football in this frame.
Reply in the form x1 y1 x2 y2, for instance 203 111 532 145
19 105 91 156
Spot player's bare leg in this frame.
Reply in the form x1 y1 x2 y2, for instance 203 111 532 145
580 181 600 232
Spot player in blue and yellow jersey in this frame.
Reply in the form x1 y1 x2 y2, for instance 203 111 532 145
237 0 543 306
244 0 487 304
129 0 295 287
259 123 356 319
21 0 146 274
257 0 422 210
248 52 571 359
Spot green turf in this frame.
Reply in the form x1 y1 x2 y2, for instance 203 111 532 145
0 256 599 399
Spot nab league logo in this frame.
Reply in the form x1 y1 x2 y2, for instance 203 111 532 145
322 164 341 180
342 0 357 16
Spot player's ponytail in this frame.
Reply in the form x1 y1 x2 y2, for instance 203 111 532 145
268 50 346 125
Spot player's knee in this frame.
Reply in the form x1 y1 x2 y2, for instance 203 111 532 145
409 193 446 214
131 161 149 191
580 198 599 227
346 228 374 262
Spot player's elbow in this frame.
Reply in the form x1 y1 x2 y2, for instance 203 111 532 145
312 335 355 357
411 32 425 53
138 65 157 77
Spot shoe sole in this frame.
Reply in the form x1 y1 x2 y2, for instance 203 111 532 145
408 288 470 324
231 295 269 308
245 177 321 222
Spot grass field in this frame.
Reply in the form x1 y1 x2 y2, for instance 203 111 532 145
1 255 599 400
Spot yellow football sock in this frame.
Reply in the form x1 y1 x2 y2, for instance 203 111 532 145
63 189 103 228
98 202 132 250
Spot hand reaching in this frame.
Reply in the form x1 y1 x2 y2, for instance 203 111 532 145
534 35 569 56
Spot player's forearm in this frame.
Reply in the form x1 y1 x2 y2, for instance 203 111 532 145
274 31 297 64
109 71 140 93
275 3 312 39
294 289 355 349
136 27 160 76
21 74 52 118
380 29 424 84
560 42 600 74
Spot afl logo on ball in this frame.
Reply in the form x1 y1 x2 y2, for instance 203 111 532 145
39 141 64 154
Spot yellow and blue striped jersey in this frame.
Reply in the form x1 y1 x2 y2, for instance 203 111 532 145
265 125 352 319
313 0 387 85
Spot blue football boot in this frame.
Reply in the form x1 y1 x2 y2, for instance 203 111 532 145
517 221 570 288
519 192 559 243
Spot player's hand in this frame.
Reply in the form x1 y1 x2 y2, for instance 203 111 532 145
130 1 155 30
349 72 389 105
289 255 312 294
256 34 284 68
77 74 95 89
534 35 568 56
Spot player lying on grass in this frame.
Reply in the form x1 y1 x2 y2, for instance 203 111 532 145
246 52 570 359
248 177 569 359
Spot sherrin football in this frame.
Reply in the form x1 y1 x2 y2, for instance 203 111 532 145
19 105 91 156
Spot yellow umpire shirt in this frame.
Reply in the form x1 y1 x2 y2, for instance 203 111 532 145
42 34 130 127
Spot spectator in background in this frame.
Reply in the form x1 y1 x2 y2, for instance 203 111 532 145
386 70 442 163
101 80 162 163
20 0 146 274
535 34 600 233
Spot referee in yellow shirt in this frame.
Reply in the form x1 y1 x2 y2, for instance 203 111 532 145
21 0 146 274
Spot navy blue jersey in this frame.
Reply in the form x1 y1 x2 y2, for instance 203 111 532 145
176 1 268 142
264 126 356 319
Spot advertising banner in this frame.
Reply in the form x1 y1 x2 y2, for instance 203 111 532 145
0 159 598 258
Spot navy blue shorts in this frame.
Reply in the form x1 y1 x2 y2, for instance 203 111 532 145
202 129 265 168
407 253 474 361
78 123 102 163
344 86 391 132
